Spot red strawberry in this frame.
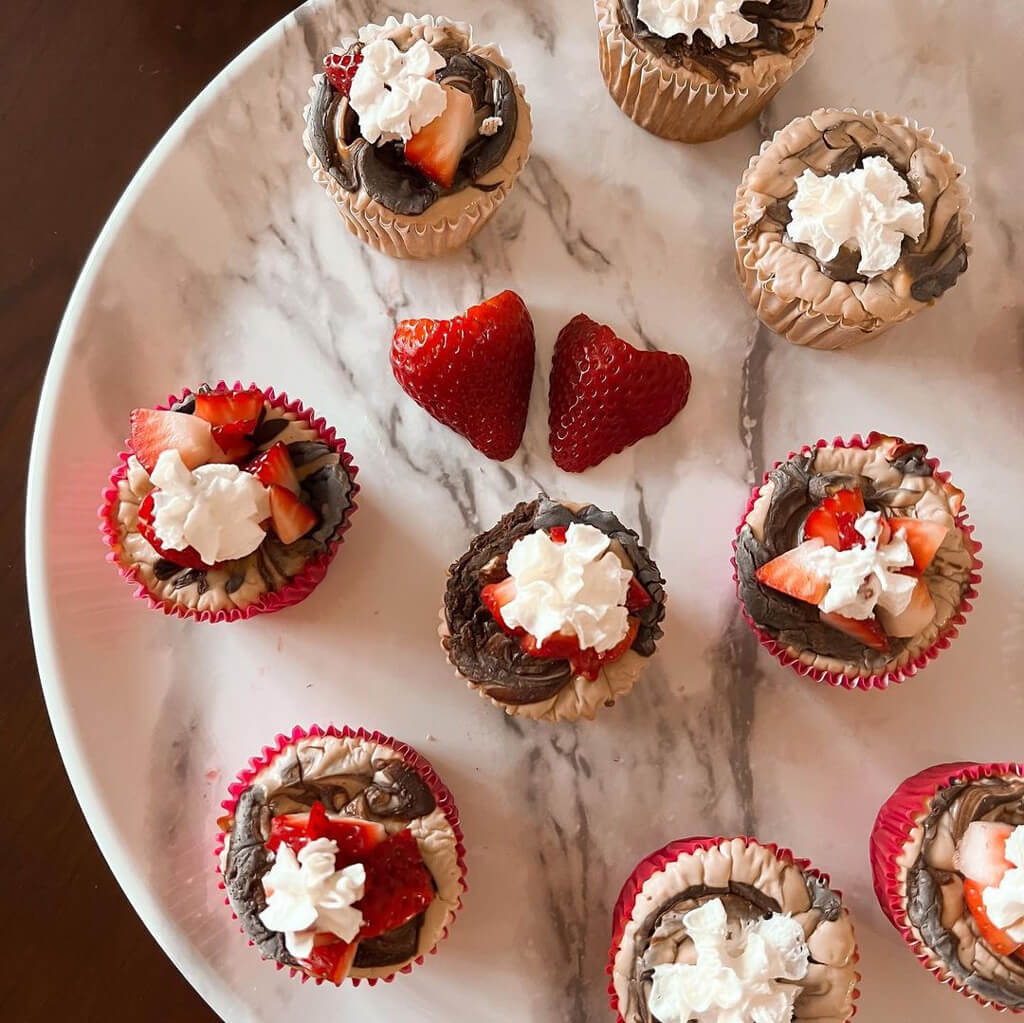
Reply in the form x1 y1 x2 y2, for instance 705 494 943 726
357 829 435 940
480 576 518 626
391 291 535 461
136 492 210 570
626 578 652 612
803 489 867 550
963 879 1022 958
548 315 691 472
548 526 568 544
267 803 386 863
246 442 299 495
404 87 477 188
889 517 950 572
323 49 363 97
129 408 225 473
193 390 264 430
305 934 358 985
755 538 831 606
268 485 317 544
956 821 1015 889
877 576 935 638
820 611 890 653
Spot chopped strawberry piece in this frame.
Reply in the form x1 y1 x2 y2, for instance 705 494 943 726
626 578 652 612
136 492 211 570
803 488 866 550
820 611 890 653
755 538 831 606
129 408 225 473
480 576 518 630
521 630 583 662
268 803 386 866
877 576 935 638
193 390 264 431
246 442 299 494
266 812 313 855
323 49 363 97
357 829 435 940
548 526 567 544
268 485 317 544
956 822 1015 889
889 517 950 572
305 936 358 985
211 424 255 462
963 879 1023 958
404 86 477 189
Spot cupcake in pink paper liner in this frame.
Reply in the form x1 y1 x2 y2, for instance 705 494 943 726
732 432 981 691
870 761 1024 1013
99 382 358 622
215 724 466 986
607 835 860 1022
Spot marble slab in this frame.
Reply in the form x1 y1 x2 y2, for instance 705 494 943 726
26 0 1024 1020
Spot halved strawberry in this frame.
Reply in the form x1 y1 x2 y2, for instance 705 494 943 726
357 829 435 940
889 517 949 572
755 538 831 606
480 576 518 630
305 934 358 985
956 821 1014 889
963 879 1023 958
877 576 935 638
268 485 317 544
803 489 867 550
129 408 225 473
193 389 264 430
404 86 477 188
246 442 299 495
820 611 890 653
136 492 210 570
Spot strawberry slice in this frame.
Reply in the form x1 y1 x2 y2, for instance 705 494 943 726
626 578 652 612
755 538 831 605
889 517 949 572
956 821 1015 889
803 489 867 550
305 934 358 985
820 611 890 653
357 829 435 940
267 805 387 864
404 86 477 189
480 576 518 628
963 879 1023 958
246 442 299 495
877 576 935 638
268 485 317 544
548 526 568 544
136 492 211 570
193 390 264 431
129 408 225 473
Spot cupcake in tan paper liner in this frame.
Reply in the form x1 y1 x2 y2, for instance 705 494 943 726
595 0 827 144
302 14 531 260
440 497 666 723
607 836 860 1022
734 108 971 349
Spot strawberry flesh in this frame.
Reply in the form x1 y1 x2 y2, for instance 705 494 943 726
404 86 477 188
889 517 950 572
136 492 211 570
357 829 435 940
803 489 867 550
246 442 299 495
268 803 386 864
820 611 890 653
323 49 363 97
268 485 317 544
755 538 831 606
963 878 1023 958
305 936 358 985
129 408 224 473
193 390 264 431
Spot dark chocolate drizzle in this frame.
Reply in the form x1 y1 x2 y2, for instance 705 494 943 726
442 498 666 707
618 0 815 85
905 775 1024 1008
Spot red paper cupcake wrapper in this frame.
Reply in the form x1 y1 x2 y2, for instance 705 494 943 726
606 835 861 1021
214 723 468 987
99 382 359 622
869 760 1024 1014
731 431 983 691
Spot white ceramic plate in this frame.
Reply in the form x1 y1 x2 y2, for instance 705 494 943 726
27 1 1023 1020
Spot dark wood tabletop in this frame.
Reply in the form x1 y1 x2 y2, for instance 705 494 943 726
5 3 300 1018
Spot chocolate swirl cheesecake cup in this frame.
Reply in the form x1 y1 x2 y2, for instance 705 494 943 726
871 762 1024 1013
607 836 860 1022
439 497 666 724
734 108 972 350
100 382 358 622
595 0 827 144
216 724 466 986
303 14 532 260
733 432 981 691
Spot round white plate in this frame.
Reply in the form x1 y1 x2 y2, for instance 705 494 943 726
27 1 1023 1020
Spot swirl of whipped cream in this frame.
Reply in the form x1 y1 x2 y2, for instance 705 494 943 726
637 0 762 47
807 511 917 620
983 827 1024 943
648 898 809 1023
149 449 270 565
500 523 633 653
258 838 366 959
349 37 448 145
787 156 925 277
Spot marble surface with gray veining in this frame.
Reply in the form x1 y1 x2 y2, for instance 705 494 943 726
30 1 1024 1020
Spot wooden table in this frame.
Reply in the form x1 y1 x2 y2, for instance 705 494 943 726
5 2 296 1017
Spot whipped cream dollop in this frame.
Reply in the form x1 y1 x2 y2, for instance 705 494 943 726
787 156 925 277
637 0 762 47
648 898 810 1023
501 523 633 653
349 37 448 144
259 838 366 959
807 511 916 620
983 826 1024 943
149 449 270 565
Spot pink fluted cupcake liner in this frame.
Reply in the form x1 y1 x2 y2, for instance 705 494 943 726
607 835 861 1021
732 432 983 691
870 760 1024 1014
99 381 359 622
214 723 468 987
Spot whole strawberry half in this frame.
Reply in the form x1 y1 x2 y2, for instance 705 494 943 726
391 290 535 461
548 315 691 472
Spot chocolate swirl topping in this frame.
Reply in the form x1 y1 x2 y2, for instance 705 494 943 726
906 776 1024 1008
618 0 815 84
442 498 666 707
